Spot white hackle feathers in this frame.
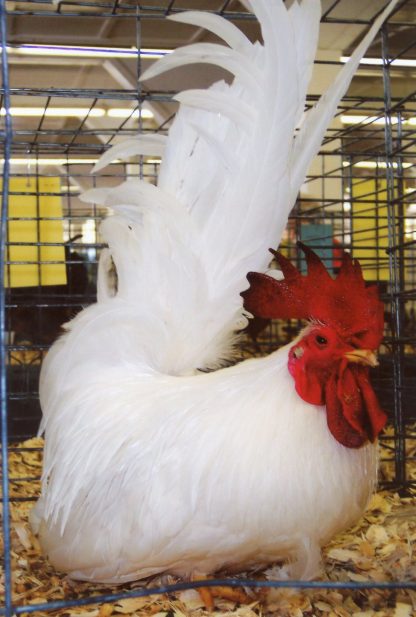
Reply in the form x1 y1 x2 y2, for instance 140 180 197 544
34 0 398 584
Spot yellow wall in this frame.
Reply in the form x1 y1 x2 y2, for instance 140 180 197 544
3 177 66 287
351 178 390 281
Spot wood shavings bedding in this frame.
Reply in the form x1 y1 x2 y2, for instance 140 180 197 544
3 436 415 617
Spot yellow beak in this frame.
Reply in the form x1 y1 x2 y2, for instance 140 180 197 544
344 349 379 367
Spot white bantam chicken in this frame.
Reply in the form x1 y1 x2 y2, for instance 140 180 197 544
32 0 397 584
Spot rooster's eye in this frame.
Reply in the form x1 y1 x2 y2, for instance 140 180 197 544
315 335 328 346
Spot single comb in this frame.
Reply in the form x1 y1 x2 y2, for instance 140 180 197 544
241 242 384 350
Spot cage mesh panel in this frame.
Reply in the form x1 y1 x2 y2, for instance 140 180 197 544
1 1 416 615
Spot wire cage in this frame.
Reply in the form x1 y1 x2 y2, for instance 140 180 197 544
1 1 416 616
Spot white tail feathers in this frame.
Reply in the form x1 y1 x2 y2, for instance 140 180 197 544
92 134 167 173
173 90 256 129
84 0 398 374
167 12 252 53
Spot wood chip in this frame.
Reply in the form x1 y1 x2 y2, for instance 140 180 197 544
394 603 412 617
98 604 114 617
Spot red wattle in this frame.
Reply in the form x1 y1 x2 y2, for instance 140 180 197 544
325 369 367 448
353 367 388 440
325 362 387 447
289 348 387 448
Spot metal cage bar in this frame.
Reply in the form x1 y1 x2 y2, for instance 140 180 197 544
0 1 13 614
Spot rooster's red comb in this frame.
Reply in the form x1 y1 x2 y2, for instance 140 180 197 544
241 243 384 349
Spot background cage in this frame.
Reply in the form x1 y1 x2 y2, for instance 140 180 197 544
1 1 416 616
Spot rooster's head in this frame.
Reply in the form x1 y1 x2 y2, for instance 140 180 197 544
241 243 387 448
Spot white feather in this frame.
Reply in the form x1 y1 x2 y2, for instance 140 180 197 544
287 0 321 127
140 43 261 91
173 90 256 129
167 11 252 54
96 249 116 303
187 120 236 172
92 135 167 173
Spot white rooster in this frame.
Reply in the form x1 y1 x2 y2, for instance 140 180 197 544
32 0 397 584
